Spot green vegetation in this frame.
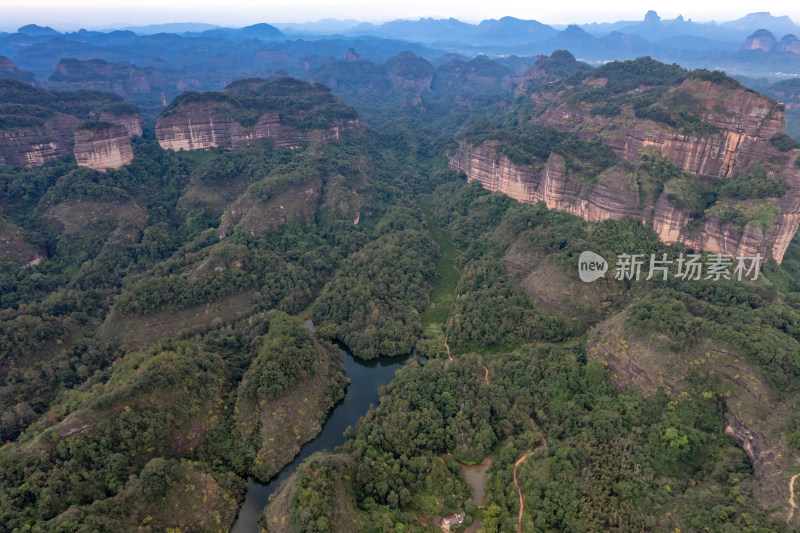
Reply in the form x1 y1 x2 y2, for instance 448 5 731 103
0 79 134 132
163 77 358 129
718 169 790 199
463 119 615 181
289 456 339 532
313 212 439 359
74 119 120 131
2 62 800 533
446 258 570 349
592 56 688 93
419 198 459 329
385 52 434 80
771 133 800 152
239 311 322 398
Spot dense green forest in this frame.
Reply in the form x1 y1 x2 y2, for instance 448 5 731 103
2 55 800 532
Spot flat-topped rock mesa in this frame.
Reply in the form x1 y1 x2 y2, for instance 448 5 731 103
451 57 800 262
0 79 142 169
385 51 434 93
155 77 360 151
48 58 153 97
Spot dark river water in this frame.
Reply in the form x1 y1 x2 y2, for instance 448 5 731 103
230 346 408 532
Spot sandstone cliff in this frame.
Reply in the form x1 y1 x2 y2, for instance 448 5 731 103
0 79 142 169
452 67 800 262
156 77 359 151
73 122 135 171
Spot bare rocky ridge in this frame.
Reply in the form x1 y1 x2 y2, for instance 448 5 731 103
451 78 800 262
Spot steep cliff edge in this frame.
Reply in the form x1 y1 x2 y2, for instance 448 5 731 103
0 79 142 168
155 77 359 151
73 121 135 171
451 58 800 262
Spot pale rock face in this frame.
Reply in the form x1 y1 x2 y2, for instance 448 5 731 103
777 34 800 54
388 73 433 92
450 146 643 224
0 112 141 169
0 114 78 166
100 112 143 137
155 105 359 151
450 138 800 262
741 30 777 52
453 78 800 262
74 125 134 171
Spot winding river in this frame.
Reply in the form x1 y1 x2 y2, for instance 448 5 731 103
231 340 408 533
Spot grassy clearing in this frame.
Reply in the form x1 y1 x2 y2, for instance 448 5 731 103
419 196 460 336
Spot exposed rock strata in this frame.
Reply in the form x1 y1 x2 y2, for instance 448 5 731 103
452 79 800 262
0 80 142 168
74 123 135 171
156 107 358 151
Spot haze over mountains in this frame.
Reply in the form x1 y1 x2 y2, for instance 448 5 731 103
5 6 800 533
2 11 800 133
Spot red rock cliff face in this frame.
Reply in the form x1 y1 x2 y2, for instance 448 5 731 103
0 113 141 168
452 79 800 262
155 105 359 151
0 114 78 166
74 124 135 171
450 143 643 224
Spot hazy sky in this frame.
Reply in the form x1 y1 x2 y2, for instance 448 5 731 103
0 0 798 31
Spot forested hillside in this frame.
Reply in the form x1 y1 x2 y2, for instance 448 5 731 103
2 55 800 533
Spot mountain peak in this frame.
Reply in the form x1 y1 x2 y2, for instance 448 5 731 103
17 24 60 36
741 28 777 52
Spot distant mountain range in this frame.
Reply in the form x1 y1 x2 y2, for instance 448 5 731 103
2 11 799 130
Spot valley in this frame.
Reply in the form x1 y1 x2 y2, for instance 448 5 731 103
2 12 800 533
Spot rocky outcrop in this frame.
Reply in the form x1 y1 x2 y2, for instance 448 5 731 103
724 416 787 513
0 56 37 85
100 112 143 137
156 79 360 151
0 216 44 267
450 145 643 223
0 113 79 166
777 34 800 54
0 112 141 169
74 123 135 171
217 178 323 239
0 79 142 168
742 29 777 52
385 52 435 94
457 76 800 262
156 107 358 151
534 79 786 180
453 136 800 261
